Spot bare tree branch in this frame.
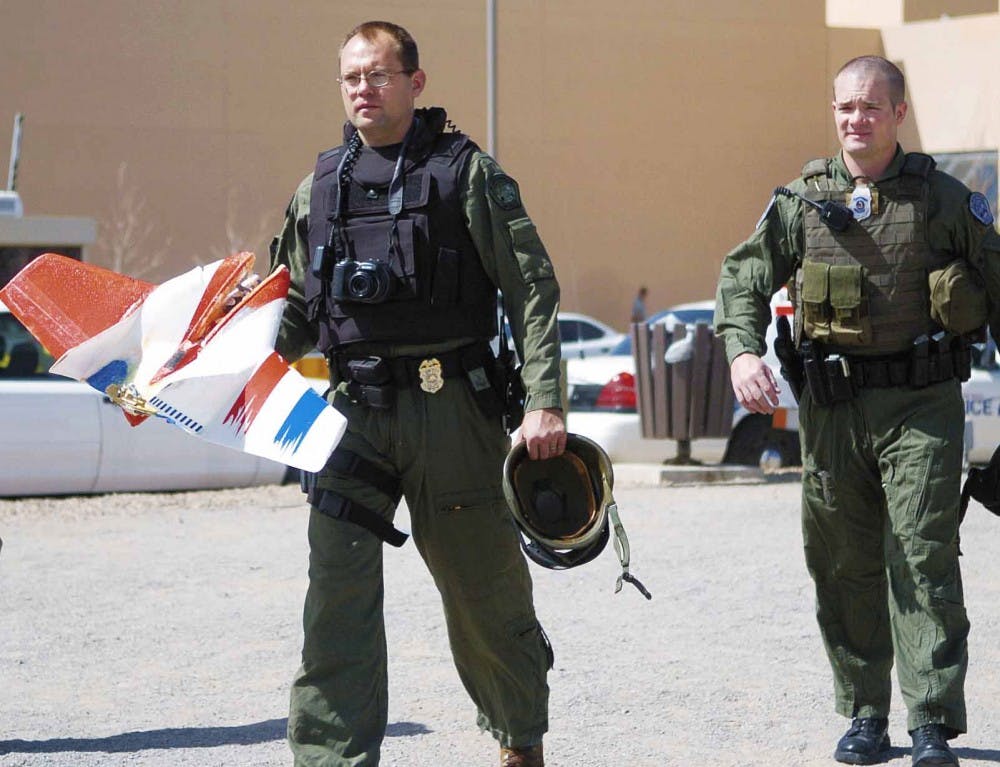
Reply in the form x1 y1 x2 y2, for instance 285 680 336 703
203 188 279 267
95 162 172 278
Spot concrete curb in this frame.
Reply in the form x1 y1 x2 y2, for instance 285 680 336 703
612 462 785 487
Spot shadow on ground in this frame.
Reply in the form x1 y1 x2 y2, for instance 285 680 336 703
882 744 1000 763
0 718 431 754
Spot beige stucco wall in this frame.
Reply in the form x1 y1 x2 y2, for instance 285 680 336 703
827 0 997 26
904 0 997 21
882 14 1000 153
0 2 995 330
827 0 906 28
0 1 489 280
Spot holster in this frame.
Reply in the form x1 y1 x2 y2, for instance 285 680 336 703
344 357 395 409
495 347 525 433
774 314 804 403
802 341 858 406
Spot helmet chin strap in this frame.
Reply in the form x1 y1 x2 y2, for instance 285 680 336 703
608 502 652 600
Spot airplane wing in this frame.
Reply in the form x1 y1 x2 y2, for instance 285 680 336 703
0 252 345 472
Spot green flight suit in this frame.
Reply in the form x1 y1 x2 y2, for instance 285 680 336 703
270 129 562 766
715 147 1000 734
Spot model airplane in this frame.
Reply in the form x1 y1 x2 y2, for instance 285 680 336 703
0 252 345 472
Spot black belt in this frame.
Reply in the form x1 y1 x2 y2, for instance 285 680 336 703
849 355 914 388
333 346 471 388
845 345 966 388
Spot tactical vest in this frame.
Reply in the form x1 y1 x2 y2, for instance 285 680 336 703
306 125 497 352
796 153 950 355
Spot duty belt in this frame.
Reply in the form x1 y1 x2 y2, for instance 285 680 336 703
333 349 468 388
329 343 495 409
800 333 972 407
848 345 968 388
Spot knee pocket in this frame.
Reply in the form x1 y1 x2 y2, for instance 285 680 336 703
509 615 554 672
432 492 524 600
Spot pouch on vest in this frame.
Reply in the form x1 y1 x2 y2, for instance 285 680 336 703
801 260 831 340
828 264 870 346
929 258 988 336
325 218 422 318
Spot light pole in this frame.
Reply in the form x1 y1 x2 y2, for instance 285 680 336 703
486 0 497 159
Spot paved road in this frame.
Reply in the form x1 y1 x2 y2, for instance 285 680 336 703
1 477 998 766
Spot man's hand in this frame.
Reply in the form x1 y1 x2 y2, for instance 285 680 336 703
517 407 567 460
730 353 780 414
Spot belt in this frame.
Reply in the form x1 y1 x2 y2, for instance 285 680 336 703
848 355 912 388
846 346 965 388
333 347 471 388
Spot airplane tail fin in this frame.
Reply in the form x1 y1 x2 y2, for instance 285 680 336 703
0 253 153 358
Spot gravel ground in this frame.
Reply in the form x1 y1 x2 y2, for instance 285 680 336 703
2 474 999 767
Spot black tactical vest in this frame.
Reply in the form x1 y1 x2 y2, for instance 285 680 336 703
796 153 950 355
306 114 498 352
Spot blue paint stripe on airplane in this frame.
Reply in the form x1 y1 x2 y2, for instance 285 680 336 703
274 391 325 453
86 359 129 392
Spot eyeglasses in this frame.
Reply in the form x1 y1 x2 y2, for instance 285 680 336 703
337 70 412 89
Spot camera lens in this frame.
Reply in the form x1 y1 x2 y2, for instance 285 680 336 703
348 270 376 299
333 259 395 303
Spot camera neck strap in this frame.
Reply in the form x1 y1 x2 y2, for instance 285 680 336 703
327 115 421 269
388 114 419 215
386 115 421 259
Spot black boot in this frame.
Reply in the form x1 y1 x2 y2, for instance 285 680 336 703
835 717 891 765
910 724 959 767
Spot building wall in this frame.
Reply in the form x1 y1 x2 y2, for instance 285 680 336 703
904 0 997 22
881 14 1000 153
0 2 995 331
827 0 998 26
494 1 828 321
0 0 489 281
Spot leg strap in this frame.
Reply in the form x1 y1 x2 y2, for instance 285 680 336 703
301 448 408 547
326 449 402 502
314 491 408 548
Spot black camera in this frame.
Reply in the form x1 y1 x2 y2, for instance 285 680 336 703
332 259 397 304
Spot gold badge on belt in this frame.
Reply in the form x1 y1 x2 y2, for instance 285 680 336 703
418 358 444 393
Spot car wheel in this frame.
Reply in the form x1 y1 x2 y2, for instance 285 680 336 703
723 414 801 468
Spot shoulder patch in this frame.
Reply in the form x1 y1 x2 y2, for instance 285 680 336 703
488 174 522 210
969 192 995 226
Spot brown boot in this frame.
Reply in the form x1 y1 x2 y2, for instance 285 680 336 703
500 743 544 767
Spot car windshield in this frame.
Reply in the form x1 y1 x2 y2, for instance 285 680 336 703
0 311 56 377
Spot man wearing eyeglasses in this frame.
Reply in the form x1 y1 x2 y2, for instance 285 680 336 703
269 20 563 767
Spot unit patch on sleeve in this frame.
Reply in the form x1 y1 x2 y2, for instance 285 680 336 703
969 192 995 226
488 174 522 210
